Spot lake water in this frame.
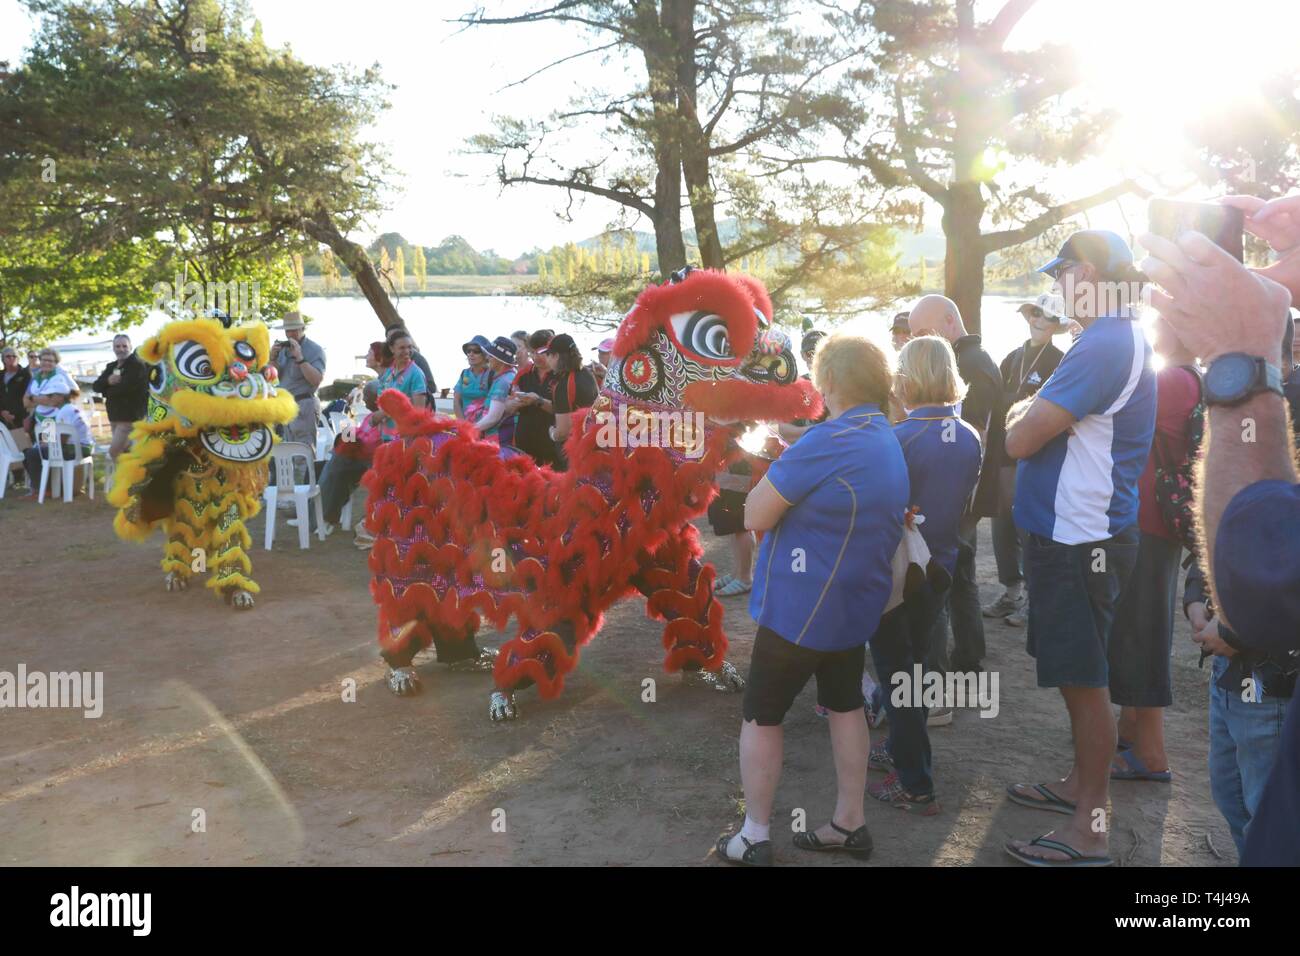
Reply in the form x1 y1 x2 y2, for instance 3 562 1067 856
51 293 1046 386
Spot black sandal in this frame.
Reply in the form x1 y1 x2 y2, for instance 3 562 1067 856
715 831 773 867
793 820 873 859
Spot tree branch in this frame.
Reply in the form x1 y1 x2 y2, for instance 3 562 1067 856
981 178 1149 253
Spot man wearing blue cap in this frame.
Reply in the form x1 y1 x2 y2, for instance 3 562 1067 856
1001 230 1156 867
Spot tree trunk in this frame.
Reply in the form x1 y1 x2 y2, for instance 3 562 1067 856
639 3 688 276
942 181 986 335
943 2 986 335
301 204 403 331
669 0 724 271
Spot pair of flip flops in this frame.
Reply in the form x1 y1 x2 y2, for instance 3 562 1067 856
1111 748 1172 782
712 573 751 597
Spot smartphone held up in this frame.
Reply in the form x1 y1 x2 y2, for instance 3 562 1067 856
1148 198 1245 262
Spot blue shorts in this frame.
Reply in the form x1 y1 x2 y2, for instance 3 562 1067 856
1024 525 1140 689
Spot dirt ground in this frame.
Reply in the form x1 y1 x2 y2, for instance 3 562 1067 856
0 488 1237 867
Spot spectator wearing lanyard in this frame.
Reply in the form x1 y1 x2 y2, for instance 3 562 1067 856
544 334 598 472
376 331 428 441
985 296 1068 627
1142 194 1300 866
908 295 1004 687
868 335 981 815
270 311 327 449
92 334 149 461
1003 230 1155 867
471 336 519 443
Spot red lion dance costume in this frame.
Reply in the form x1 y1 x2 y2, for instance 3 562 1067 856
366 269 821 718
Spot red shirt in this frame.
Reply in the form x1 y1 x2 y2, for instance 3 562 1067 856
1137 365 1200 539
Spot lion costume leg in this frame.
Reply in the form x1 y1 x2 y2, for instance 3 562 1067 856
160 472 211 593
207 486 261 608
634 525 744 691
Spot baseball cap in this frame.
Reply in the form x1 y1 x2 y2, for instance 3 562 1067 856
890 312 911 333
801 330 827 354
1018 293 1068 324
1038 230 1141 282
593 338 615 353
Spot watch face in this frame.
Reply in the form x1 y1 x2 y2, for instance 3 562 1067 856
1207 353 1256 401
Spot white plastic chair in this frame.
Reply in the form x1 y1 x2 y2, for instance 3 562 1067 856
262 441 326 550
36 421 95 503
94 442 116 494
0 428 26 499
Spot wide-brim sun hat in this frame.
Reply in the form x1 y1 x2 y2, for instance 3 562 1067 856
1018 293 1069 324
277 310 308 331
484 336 518 366
462 334 492 355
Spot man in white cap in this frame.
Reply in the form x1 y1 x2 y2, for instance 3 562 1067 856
270 310 327 449
984 294 1069 626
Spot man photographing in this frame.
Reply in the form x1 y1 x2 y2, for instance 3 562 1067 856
270 310 327 449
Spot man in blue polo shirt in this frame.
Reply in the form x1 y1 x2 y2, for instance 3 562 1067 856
1001 230 1156 867
1142 194 1300 866
713 332 907 866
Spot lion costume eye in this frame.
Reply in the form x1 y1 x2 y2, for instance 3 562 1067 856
670 311 732 362
172 340 218 383
232 340 256 362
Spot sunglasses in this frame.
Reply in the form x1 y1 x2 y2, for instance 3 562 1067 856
465 347 483 355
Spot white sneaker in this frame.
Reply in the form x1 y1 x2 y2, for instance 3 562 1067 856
286 518 300 527
927 707 954 727
320 522 336 537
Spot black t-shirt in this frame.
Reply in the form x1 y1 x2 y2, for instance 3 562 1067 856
553 367 598 415
551 367 598 470
998 339 1064 408
2 365 31 424
512 364 557 465
953 334 1004 518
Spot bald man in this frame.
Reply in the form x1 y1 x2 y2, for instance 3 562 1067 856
907 295 1005 680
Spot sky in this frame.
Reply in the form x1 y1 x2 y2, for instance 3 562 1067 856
3 0 1299 256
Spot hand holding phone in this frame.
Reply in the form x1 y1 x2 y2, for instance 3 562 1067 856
1148 198 1245 262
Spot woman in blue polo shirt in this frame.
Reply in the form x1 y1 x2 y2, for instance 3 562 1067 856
715 331 909 867
868 335 982 815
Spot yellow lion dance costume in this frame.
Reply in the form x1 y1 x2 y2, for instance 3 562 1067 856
108 314 298 608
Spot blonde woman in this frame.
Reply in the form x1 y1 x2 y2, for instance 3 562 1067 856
866 335 982 814
714 331 909 866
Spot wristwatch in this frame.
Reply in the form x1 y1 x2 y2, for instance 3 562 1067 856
1202 353 1284 407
